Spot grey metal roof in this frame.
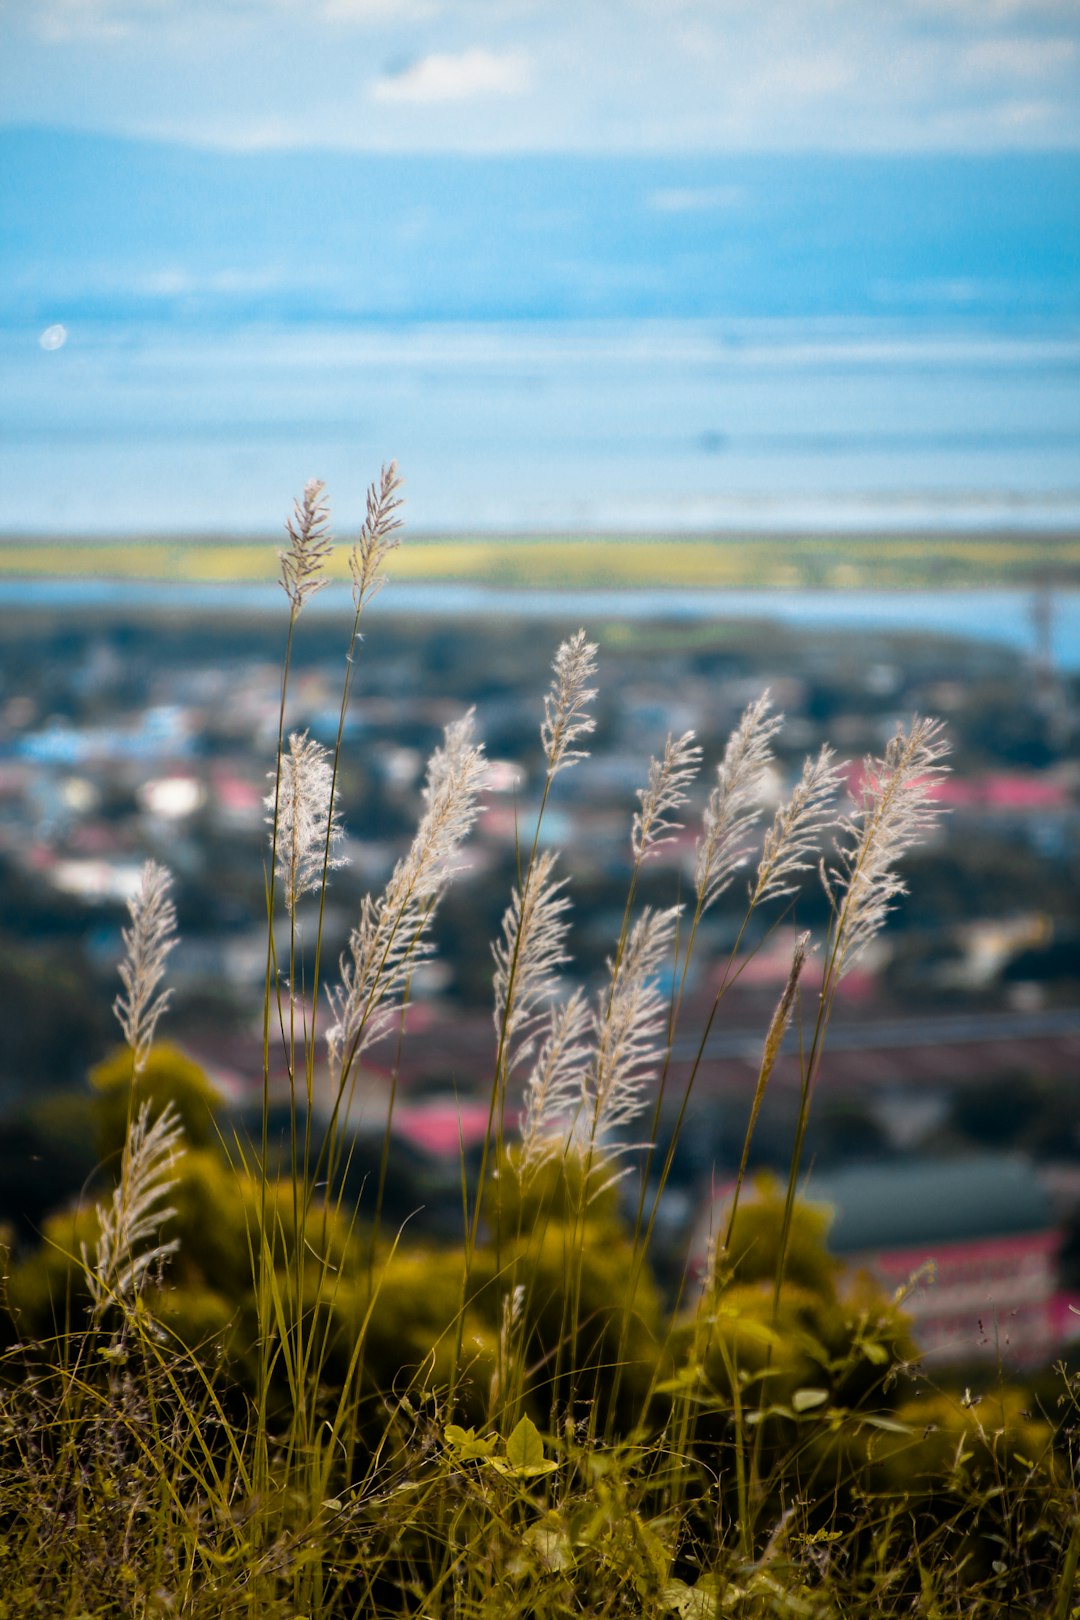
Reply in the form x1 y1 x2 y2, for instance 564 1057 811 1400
803 1156 1054 1254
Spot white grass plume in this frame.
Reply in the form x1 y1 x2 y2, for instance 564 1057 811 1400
492 849 572 1071
632 730 702 863
541 630 598 778
582 904 680 1144
349 461 404 612
326 710 487 1077
279 478 333 614
517 990 592 1170
824 717 949 983
694 693 783 913
751 745 845 907
85 1100 185 1322
113 860 178 1076
265 730 347 916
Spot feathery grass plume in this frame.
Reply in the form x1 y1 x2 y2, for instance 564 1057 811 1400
541 629 598 778
492 849 573 1068
113 859 179 1076
84 1099 185 1322
265 729 347 916
326 710 487 1076
824 717 949 983
694 693 784 912
632 730 703 862
279 478 333 613
518 989 592 1169
751 744 845 906
582 904 680 1145
349 461 404 612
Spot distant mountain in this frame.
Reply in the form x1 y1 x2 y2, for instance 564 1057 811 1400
2 126 1078 326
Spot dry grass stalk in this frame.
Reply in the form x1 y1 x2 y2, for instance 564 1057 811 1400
632 730 703 862
583 904 680 1144
279 478 333 613
84 1100 185 1321
266 730 348 916
541 630 598 777
326 710 487 1076
112 859 178 1076
492 848 573 1068
349 461 404 612
824 717 950 981
752 744 844 906
694 693 783 913
517 989 592 1169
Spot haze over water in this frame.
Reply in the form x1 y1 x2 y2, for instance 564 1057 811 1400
2 134 1078 537
5 317 1080 536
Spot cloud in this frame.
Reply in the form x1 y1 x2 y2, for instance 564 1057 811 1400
648 185 745 213
7 0 1080 152
993 97 1060 126
35 0 131 42
961 35 1076 79
756 49 859 100
373 47 529 104
907 0 1075 16
322 0 440 20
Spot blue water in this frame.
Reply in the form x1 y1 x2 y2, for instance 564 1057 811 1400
3 578 1078 672
2 318 1079 536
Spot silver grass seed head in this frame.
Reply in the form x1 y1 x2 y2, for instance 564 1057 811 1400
492 848 573 1061
266 730 348 916
751 744 845 906
541 630 598 777
350 462 404 612
632 730 703 862
825 716 949 981
518 989 592 1170
113 859 178 1076
583 903 680 1143
85 1099 185 1320
694 692 783 912
279 479 333 613
324 711 486 1078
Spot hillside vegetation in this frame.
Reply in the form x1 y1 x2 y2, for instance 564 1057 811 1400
2 471 1077 1618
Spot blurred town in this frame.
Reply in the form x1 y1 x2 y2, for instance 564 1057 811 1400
1 596 1079 1368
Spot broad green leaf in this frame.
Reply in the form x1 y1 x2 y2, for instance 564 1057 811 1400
661 1577 719 1618
523 1519 574 1572
487 1415 558 1477
507 1414 546 1471
444 1423 497 1460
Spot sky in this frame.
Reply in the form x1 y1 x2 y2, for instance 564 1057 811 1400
2 0 1080 154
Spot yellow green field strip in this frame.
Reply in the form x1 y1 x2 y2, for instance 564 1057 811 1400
1 533 1079 590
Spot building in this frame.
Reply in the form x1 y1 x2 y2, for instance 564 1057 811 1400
804 1157 1065 1367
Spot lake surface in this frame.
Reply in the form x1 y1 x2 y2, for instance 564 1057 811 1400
3 578 1078 671
3 317 1079 537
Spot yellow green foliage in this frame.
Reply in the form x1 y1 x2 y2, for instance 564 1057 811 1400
89 1041 224 1159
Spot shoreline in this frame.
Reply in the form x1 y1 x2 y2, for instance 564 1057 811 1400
1 528 1079 593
